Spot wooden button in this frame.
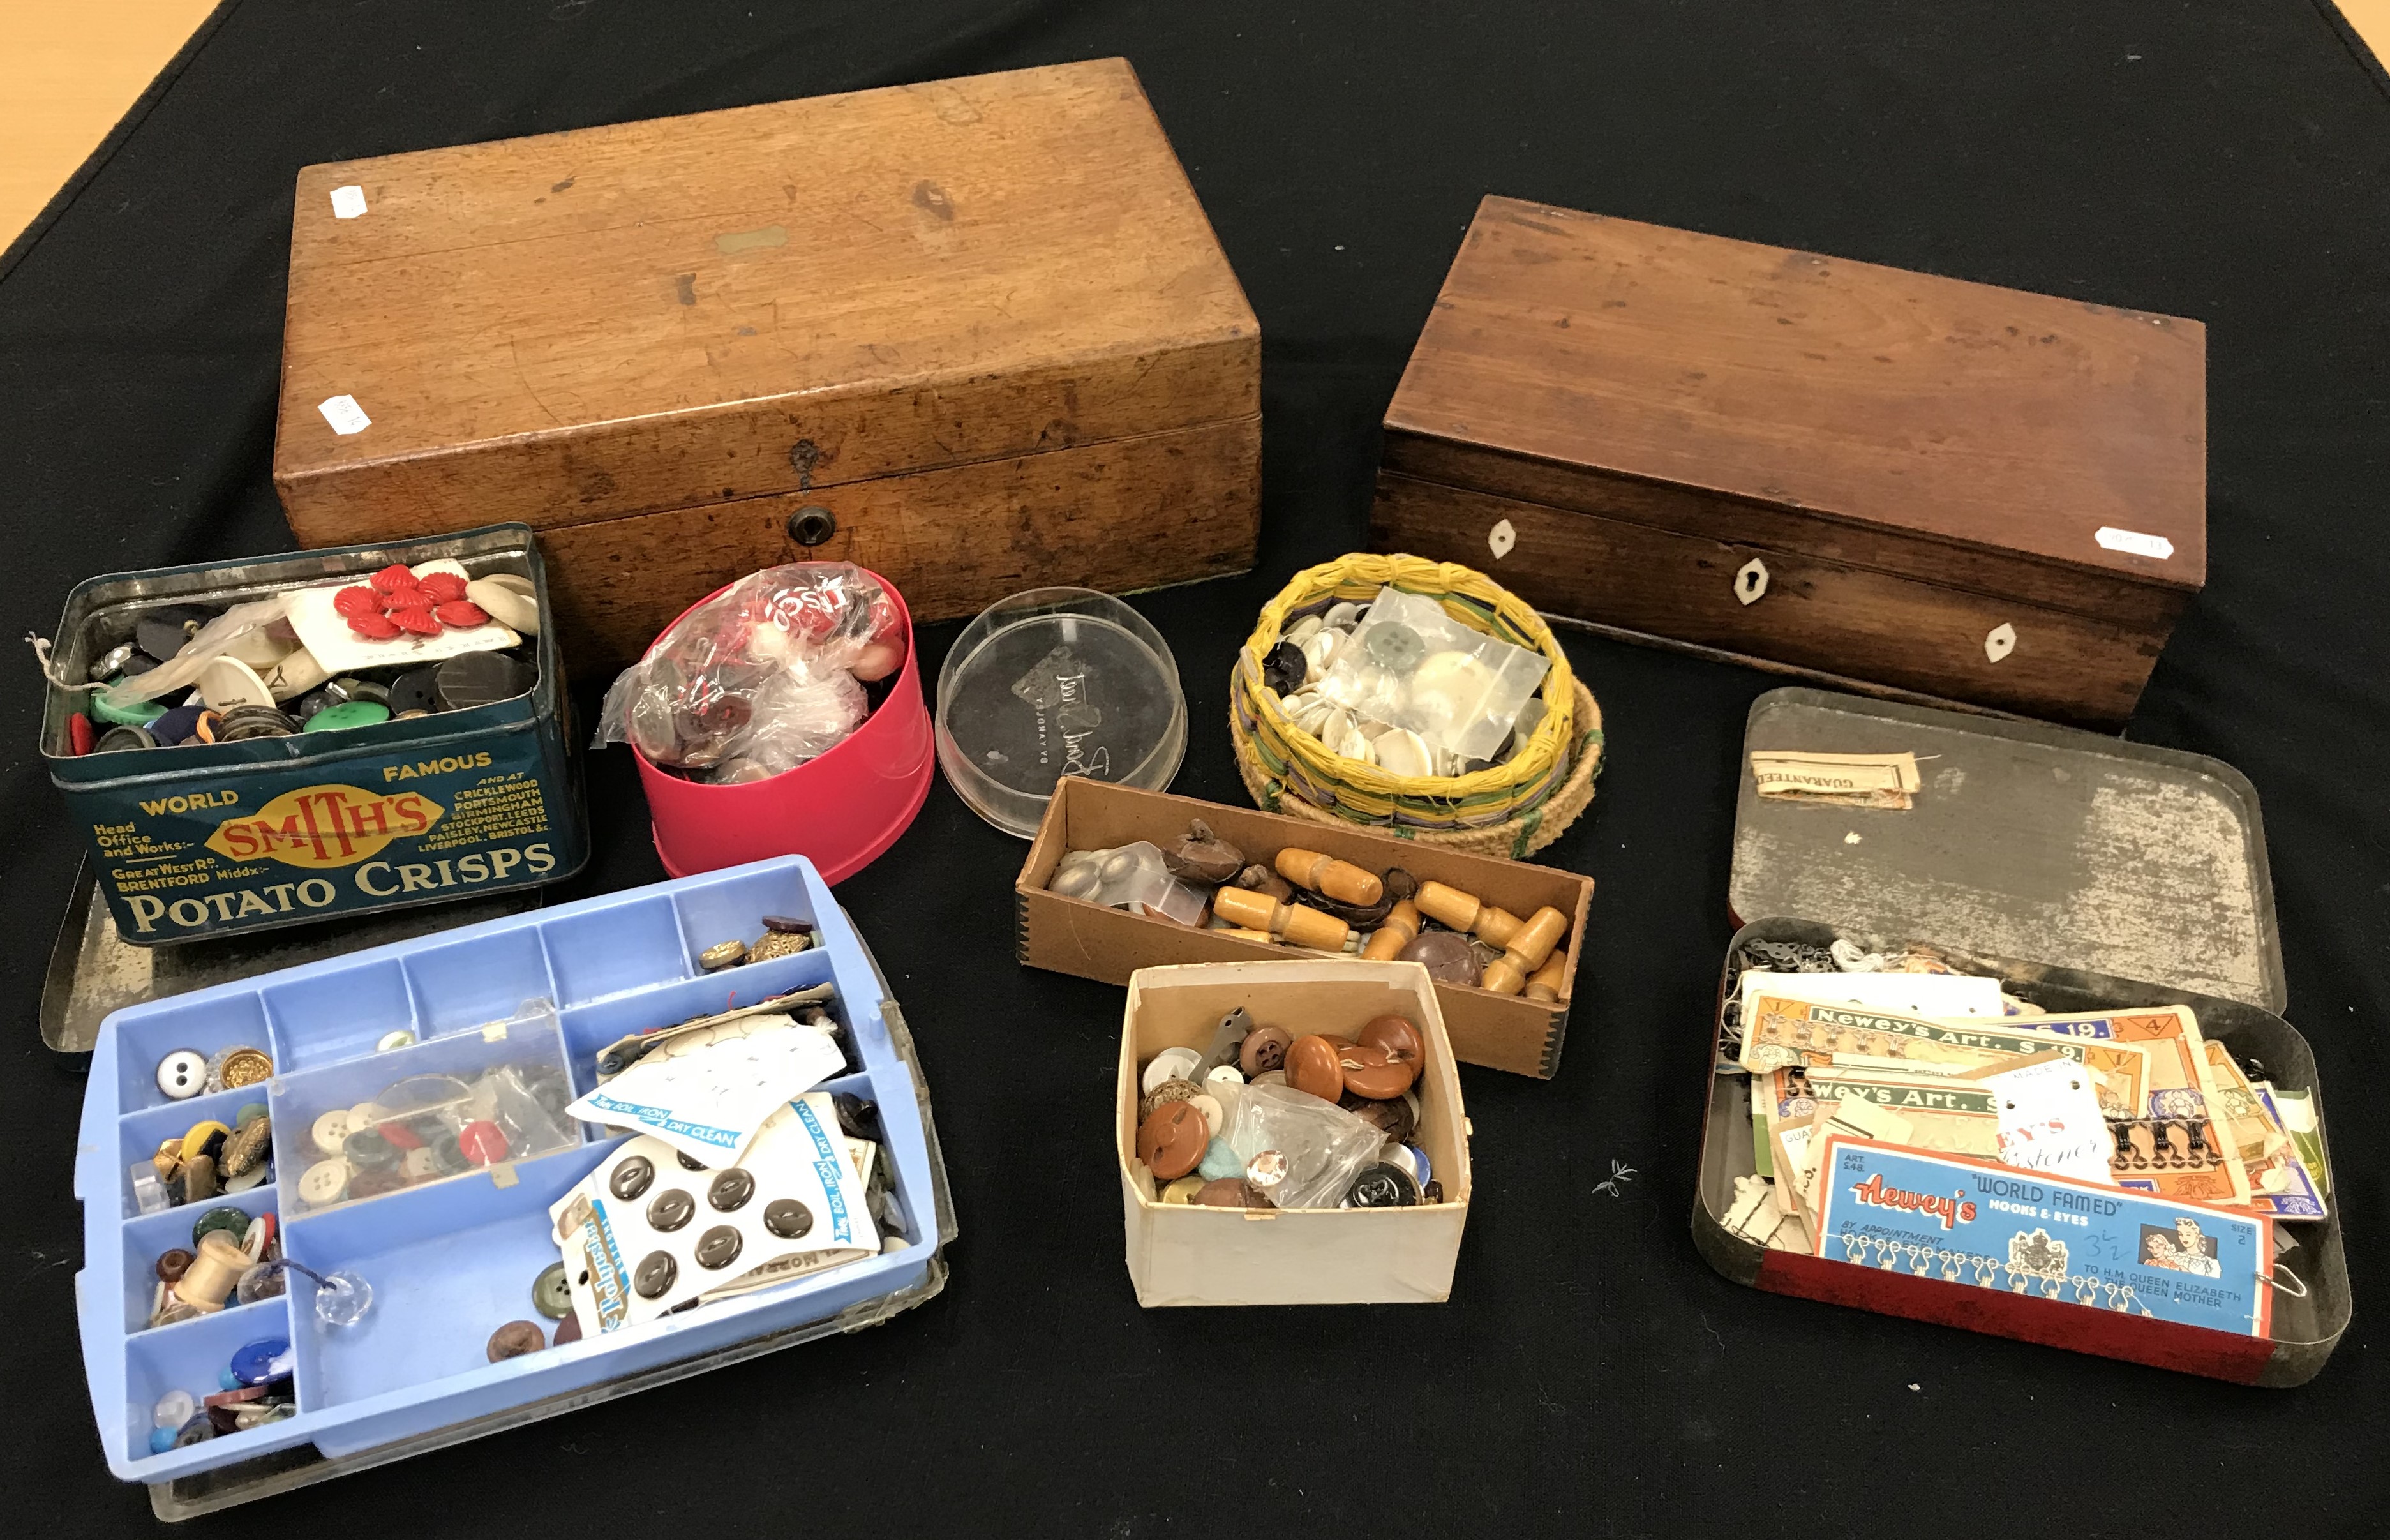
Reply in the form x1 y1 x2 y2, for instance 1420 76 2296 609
1238 1025 1293 1077
1135 1102 1207 1180
1338 1042 1416 1100
1285 1035 1345 1102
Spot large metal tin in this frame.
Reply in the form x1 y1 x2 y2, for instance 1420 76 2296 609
1694 689 2345 1385
41 525 587 946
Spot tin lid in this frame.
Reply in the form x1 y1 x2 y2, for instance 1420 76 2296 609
1729 687 2284 1011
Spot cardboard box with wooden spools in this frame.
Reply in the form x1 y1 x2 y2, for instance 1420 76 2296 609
1117 959 1471 1307
1018 777 1592 1079
1371 197 2206 728
271 59 1259 673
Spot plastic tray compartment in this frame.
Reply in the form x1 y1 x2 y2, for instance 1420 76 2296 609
77 856 950 1497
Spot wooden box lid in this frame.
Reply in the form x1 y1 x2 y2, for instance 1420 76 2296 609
274 59 1257 542
1384 197 2206 595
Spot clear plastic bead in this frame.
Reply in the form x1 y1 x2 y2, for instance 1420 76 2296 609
312 1269 373 1327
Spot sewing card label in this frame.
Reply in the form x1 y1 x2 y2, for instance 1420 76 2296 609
566 1012 844 1165
551 1093 878 1333
1983 1008 2251 1207
1812 1137 2273 1337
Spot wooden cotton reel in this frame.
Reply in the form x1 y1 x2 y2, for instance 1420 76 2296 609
1275 848 1383 908
1213 886 1350 952
1415 881 1569 996
172 1232 251 1313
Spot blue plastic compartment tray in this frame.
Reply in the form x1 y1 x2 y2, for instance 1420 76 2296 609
76 856 950 1490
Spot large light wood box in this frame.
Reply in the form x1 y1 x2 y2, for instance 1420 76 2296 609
1370 197 2207 728
1117 960 1472 1307
1017 777 1594 1079
273 59 1259 670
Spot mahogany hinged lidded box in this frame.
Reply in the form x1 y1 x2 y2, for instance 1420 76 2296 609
1370 197 2206 727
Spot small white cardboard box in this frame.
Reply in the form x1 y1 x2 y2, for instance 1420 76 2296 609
1117 959 1472 1306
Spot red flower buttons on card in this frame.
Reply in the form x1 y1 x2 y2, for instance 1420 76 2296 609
338 567 496 639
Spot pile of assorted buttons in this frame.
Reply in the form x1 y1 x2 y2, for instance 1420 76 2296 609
147 1204 283 1330
594 561 906 783
59 560 541 756
696 913 818 972
1052 821 1574 999
1134 1006 1445 1211
290 1059 576 1213
137 1047 276 1215
149 1336 299 1451
1262 585 1551 776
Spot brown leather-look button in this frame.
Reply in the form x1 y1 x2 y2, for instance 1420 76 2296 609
1239 1024 1293 1077
1358 1014 1425 1069
1284 1034 1344 1102
1423 1179 1445 1204
1136 1102 1208 1180
1343 1092 1417 1144
486 1320 547 1361
1400 929 1479 985
1193 1178 1255 1207
156 1248 194 1283
1338 1042 1417 1100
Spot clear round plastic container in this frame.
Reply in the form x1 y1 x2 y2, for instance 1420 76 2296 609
935 587 1186 837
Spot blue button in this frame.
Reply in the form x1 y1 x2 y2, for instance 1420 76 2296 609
230 1337 294 1387
218 1367 241 1391
148 1426 177 1455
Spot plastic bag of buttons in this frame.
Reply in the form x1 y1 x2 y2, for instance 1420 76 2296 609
593 562 905 782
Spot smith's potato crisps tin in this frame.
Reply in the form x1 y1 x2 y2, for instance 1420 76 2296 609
41 525 587 945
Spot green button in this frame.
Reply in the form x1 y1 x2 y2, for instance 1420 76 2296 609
90 681 165 727
190 1204 251 1250
303 701 391 733
533 1261 573 1320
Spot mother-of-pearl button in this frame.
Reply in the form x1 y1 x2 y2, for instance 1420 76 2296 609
465 575 541 635
1189 1094 1224 1139
197 656 276 712
1140 1047 1202 1095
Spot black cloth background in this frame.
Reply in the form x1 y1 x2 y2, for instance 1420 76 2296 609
4 2 2386 1531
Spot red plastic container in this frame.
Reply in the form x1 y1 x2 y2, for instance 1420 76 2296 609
634 570 934 883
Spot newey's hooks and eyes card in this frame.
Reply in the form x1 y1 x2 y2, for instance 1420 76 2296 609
1811 1137 2274 1337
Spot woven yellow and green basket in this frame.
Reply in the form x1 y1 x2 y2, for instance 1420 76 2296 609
1230 553 1604 859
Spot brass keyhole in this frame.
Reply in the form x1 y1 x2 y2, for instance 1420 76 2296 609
788 506 837 546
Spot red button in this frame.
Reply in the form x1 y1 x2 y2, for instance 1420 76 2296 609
458 1120 509 1165
368 564 417 593
347 612 401 639
377 1119 426 1151
388 606 442 637
68 712 95 755
434 600 489 629
333 585 384 617
417 572 468 604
